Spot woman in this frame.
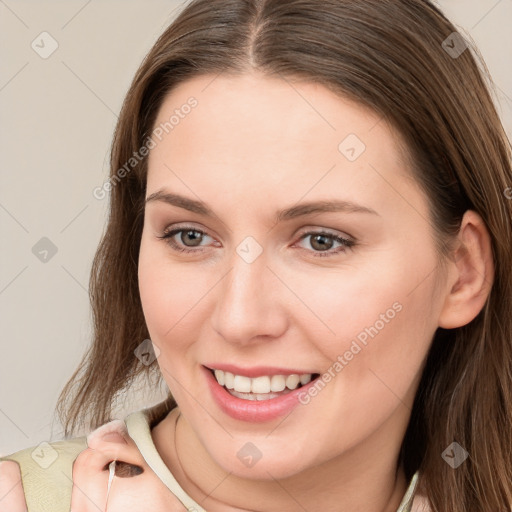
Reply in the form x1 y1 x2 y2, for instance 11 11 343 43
1 0 511 510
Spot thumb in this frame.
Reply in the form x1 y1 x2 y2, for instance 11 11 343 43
70 419 146 511
85 419 146 472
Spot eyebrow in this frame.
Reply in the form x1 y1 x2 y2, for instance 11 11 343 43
144 190 380 222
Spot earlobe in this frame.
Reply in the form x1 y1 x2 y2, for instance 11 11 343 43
437 210 494 329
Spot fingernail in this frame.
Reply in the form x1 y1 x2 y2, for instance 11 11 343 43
87 419 128 445
102 431 127 444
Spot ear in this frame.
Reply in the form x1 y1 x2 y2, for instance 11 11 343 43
438 210 494 329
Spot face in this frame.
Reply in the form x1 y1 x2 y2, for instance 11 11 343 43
138 72 449 480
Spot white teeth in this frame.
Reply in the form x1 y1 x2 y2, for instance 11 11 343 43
229 389 286 401
233 375 252 393
286 374 300 389
214 370 224 387
251 376 271 394
300 374 312 385
212 369 314 394
224 371 235 389
270 375 286 392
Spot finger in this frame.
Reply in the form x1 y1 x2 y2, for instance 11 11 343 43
85 419 146 471
0 461 28 512
70 420 146 511
71 448 110 512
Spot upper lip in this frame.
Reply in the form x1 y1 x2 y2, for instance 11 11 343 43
204 364 318 378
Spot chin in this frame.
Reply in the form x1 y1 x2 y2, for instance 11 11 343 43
204 435 316 481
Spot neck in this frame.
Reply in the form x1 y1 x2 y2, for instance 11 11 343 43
152 407 410 512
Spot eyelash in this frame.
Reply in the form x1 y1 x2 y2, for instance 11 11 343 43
156 225 356 258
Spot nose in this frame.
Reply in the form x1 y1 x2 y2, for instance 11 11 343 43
210 247 288 346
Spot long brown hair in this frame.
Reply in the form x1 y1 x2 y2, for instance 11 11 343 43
56 1 512 509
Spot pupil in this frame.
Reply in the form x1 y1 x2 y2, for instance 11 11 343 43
312 234 333 251
183 230 202 247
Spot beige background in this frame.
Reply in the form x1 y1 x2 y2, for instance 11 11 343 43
1 0 511 456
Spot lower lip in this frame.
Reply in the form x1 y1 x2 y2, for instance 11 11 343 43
203 366 318 423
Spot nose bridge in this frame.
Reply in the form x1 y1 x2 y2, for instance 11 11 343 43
211 242 286 344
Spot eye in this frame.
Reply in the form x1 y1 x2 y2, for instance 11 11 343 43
156 225 217 254
156 225 355 257
295 230 355 257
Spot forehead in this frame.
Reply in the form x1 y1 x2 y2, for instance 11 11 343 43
145 72 427 225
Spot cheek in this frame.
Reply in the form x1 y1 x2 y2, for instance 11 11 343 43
285 251 436 361
290 250 437 413
297 288 435 460
138 239 214 388
335 293 433 402
138 240 204 340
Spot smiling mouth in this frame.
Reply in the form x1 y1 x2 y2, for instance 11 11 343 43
207 367 321 401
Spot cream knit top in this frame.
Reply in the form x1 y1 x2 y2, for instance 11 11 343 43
0 401 420 511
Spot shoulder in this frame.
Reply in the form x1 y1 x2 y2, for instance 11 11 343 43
0 437 87 512
0 401 182 512
0 399 175 512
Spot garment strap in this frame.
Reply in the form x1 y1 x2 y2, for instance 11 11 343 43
125 409 206 512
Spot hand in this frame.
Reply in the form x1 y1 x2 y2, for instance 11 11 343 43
71 419 187 511
0 420 188 512
0 460 28 512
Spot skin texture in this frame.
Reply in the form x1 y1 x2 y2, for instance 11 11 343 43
139 72 493 511
0 420 187 512
0 461 26 512
0 73 493 512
